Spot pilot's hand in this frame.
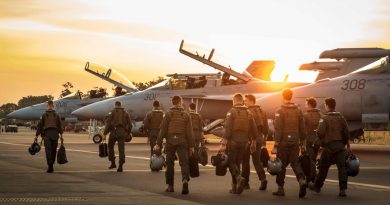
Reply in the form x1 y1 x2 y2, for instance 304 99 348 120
219 144 227 153
153 144 161 152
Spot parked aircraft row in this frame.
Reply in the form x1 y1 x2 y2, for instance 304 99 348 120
7 41 390 143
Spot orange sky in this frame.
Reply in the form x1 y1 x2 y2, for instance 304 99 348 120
0 0 389 104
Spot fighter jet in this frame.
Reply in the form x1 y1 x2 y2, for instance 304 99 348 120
300 47 390 81
7 92 108 123
256 56 390 140
72 41 308 124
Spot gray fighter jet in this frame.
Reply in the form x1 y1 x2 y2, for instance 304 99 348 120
72 41 308 123
256 56 390 140
7 92 108 123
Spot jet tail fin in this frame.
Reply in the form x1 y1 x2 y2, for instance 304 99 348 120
244 60 275 81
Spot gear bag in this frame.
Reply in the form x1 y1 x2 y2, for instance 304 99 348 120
57 142 68 164
99 141 108 157
189 154 200 178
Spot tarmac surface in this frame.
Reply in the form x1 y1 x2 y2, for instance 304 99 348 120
0 127 389 205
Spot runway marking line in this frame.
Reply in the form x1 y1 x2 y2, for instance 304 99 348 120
1 141 389 191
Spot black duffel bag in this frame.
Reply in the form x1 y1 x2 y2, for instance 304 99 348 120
57 140 68 164
99 141 108 158
189 154 200 178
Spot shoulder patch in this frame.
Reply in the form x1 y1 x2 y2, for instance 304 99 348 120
275 113 280 117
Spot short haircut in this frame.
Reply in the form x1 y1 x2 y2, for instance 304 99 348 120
172 96 182 105
325 98 336 110
306 97 317 108
282 88 293 101
233 93 244 103
245 94 256 104
47 100 54 106
153 100 160 108
115 101 122 107
189 103 196 110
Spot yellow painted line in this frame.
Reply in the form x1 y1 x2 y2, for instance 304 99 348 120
1 141 389 191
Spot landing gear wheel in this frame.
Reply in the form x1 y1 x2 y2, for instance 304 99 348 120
93 134 103 144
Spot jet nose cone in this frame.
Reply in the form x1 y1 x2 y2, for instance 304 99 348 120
72 100 112 119
7 107 40 120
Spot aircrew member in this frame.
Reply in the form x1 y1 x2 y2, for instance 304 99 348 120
219 93 258 195
272 88 307 198
154 96 195 195
35 100 63 173
312 98 351 197
303 97 322 184
103 101 132 172
242 94 268 190
144 100 164 158
188 103 205 152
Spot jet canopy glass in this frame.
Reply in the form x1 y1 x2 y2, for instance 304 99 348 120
85 62 138 92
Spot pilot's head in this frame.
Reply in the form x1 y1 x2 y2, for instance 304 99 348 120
324 98 336 112
233 93 244 106
172 96 183 106
153 100 160 108
282 88 293 102
305 97 317 109
189 103 196 112
115 101 122 108
47 100 54 109
244 94 256 106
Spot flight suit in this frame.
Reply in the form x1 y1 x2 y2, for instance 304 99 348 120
314 112 350 190
224 105 258 190
37 109 63 167
303 108 322 183
144 109 164 156
242 105 268 186
189 111 204 152
157 106 194 186
274 103 306 187
104 108 132 166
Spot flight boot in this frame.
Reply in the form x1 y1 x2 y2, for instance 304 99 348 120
259 179 268 191
182 179 189 195
117 164 123 172
165 184 174 192
108 161 116 169
272 186 285 196
229 183 237 194
46 165 54 173
236 175 247 195
339 189 347 197
299 178 307 198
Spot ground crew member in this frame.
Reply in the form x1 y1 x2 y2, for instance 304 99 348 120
188 103 205 152
303 97 322 185
272 88 307 198
154 96 195 195
219 93 258 195
35 100 63 173
144 100 164 157
242 94 268 190
103 101 132 172
312 98 351 197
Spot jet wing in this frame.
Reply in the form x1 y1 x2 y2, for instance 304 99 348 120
84 62 139 93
